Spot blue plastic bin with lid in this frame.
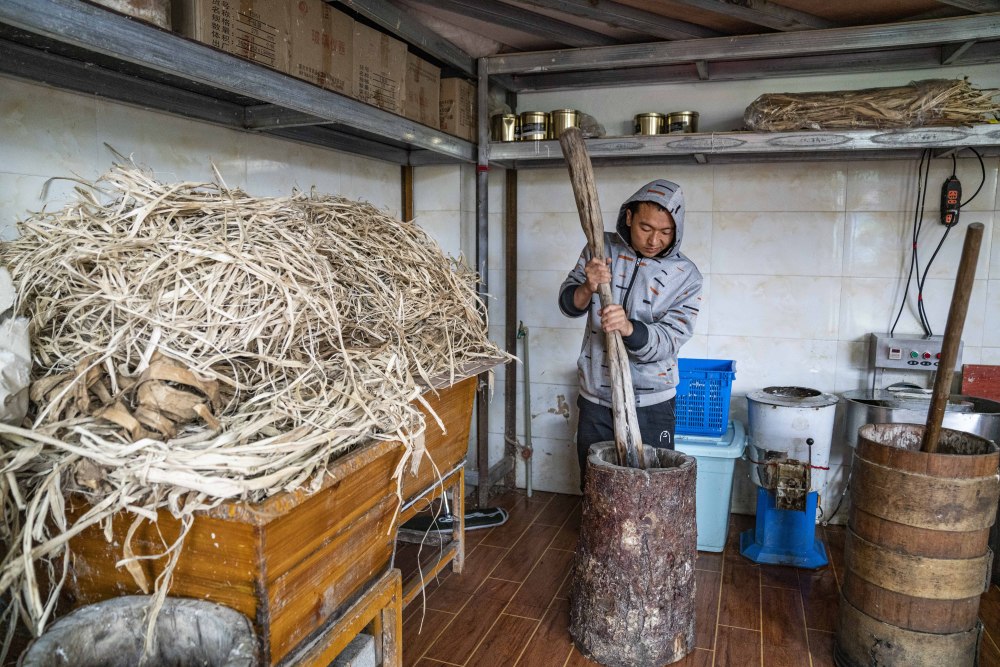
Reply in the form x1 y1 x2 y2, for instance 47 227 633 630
675 420 746 552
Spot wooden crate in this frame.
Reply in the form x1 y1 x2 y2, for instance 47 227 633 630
403 375 476 504
64 376 477 666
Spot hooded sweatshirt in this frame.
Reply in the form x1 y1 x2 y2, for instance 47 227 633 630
558 179 703 408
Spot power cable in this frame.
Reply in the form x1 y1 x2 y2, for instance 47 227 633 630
890 149 932 337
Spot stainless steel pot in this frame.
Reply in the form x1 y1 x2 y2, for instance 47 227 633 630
841 389 1000 449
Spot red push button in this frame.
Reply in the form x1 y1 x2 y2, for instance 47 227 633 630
923 352 932 359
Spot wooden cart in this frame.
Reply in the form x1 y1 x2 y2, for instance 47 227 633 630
63 373 481 666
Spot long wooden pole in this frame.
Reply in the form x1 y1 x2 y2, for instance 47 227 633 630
921 222 984 453
558 127 644 469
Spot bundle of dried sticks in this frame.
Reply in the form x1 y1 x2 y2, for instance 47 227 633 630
744 78 1000 131
0 163 504 650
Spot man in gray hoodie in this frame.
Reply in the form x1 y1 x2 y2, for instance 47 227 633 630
558 179 703 484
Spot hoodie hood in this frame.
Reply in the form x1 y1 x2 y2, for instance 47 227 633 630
616 179 685 258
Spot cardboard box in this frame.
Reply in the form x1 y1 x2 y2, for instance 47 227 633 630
403 53 441 128
173 0 289 73
439 77 476 141
289 0 354 96
353 22 407 114
91 0 171 30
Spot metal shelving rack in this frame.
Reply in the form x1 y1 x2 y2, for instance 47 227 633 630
488 124 1000 168
483 11 1000 167
0 0 476 166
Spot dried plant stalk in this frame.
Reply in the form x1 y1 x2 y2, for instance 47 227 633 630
744 78 1000 132
0 163 507 654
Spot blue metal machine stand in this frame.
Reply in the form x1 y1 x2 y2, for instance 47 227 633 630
739 486 828 569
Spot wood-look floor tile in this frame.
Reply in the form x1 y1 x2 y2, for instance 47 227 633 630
516 598 575 666
761 586 807 652
715 626 761 667
808 629 836 667
480 496 547 548
720 562 761 630
491 524 560 582
476 577 548 620
697 551 723 572
822 525 845 580
400 494 1000 667
761 587 810 667
759 564 801 590
799 568 839 633
438 544 508 595
476 577 521 604
465 526 494 550
981 630 1000 667
401 608 456 667
422 595 508 664
534 493 580 527
981 584 1000 637
695 569 722 650
466 613 541 667
556 567 574 600
670 648 713 667
510 547 575 612
566 646 605 666
551 518 580 551
725 513 755 559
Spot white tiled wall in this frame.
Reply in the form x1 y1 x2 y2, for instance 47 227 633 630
493 154 1000 517
0 76 402 244
490 63 1000 519
6 67 1000 523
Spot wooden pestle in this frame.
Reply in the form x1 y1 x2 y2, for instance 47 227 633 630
922 222 985 453
558 127 644 469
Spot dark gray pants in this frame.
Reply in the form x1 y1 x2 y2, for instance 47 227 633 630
576 395 676 487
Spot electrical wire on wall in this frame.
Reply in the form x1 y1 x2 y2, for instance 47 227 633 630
889 147 986 338
890 149 932 338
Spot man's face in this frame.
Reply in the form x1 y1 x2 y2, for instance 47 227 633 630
626 202 675 257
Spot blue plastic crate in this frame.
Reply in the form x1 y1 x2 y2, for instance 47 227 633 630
675 358 736 437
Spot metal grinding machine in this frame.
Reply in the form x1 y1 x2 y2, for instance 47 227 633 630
740 386 838 569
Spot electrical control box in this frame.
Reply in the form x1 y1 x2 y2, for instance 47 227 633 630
869 333 963 372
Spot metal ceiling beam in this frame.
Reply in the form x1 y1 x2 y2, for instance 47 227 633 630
506 41 1000 89
486 12 1000 74
942 39 978 62
666 0 838 31
331 0 476 75
935 0 1000 11
264 127 411 163
511 0 720 40
405 0 618 47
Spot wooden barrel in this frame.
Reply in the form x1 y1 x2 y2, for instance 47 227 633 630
835 594 981 667
569 443 696 667
834 423 999 667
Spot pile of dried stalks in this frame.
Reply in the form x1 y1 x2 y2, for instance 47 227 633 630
744 78 1000 132
0 163 504 652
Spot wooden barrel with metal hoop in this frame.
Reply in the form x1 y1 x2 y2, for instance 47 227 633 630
834 422 999 667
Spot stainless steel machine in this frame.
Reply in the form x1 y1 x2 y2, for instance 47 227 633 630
844 332 1000 448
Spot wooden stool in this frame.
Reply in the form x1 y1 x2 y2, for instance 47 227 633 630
281 568 402 667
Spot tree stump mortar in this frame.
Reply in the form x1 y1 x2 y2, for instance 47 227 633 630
569 442 697 667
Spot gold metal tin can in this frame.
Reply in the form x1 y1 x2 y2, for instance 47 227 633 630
491 114 518 142
666 111 699 134
549 109 579 139
518 111 549 141
634 112 664 135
